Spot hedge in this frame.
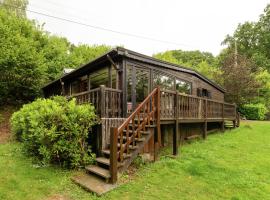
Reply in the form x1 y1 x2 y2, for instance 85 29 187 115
239 103 267 120
11 96 97 168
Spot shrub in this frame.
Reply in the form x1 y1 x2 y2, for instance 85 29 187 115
10 96 97 168
239 103 267 120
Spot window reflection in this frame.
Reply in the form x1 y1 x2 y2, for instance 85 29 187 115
176 79 191 94
153 72 174 90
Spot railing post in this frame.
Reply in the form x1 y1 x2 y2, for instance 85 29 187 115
173 91 179 155
100 85 106 118
154 87 161 161
233 103 237 128
110 127 118 184
156 87 161 146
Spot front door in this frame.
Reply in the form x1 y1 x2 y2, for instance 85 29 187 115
127 66 150 114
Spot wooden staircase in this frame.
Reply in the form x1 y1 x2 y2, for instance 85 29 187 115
72 87 161 195
225 112 240 129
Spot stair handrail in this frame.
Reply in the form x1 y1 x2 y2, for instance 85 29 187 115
109 87 160 183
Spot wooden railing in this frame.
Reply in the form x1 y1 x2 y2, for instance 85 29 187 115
160 89 237 121
69 85 122 118
109 87 161 183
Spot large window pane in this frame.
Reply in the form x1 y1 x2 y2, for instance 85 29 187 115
153 72 174 90
135 68 149 103
89 67 109 89
176 79 191 94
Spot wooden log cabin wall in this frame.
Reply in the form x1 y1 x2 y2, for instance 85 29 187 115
42 47 237 157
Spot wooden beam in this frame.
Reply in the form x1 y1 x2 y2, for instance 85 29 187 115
107 54 119 70
122 60 127 117
100 85 106 118
157 87 161 146
203 99 207 139
173 91 179 155
110 127 118 184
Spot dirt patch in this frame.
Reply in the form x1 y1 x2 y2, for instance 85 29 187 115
45 194 71 200
0 107 14 144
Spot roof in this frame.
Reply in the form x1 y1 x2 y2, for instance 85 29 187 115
42 47 225 93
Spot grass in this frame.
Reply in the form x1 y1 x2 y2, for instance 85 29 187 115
0 121 270 200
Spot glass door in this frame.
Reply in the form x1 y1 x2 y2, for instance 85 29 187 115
127 65 150 114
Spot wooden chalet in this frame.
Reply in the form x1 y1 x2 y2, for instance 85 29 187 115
42 47 239 194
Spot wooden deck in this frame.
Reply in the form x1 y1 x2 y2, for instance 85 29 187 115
70 87 239 194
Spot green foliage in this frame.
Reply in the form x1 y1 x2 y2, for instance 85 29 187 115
68 44 110 68
0 0 28 17
10 96 97 168
223 4 270 72
153 49 223 84
0 7 111 105
221 53 260 105
240 103 267 120
0 8 46 104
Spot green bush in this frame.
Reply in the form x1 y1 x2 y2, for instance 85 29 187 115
10 96 97 168
239 103 267 120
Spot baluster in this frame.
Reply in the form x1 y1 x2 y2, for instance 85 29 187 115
126 124 130 154
120 130 124 162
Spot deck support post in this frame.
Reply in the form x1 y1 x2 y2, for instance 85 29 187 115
154 87 161 160
222 103 225 132
110 128 118 184
233 104 237 128
173 121 179 155
203 99 207 139
173 91 179 155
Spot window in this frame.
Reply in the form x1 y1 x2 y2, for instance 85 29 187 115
127 65 132 102
153 72 174 90
89 67 109 89
176 79 191 94
135 68 150 103
197 88 212 99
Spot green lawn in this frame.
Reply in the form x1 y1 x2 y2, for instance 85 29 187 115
0 121 270 200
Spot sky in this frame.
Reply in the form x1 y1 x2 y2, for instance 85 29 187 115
27 0 269 56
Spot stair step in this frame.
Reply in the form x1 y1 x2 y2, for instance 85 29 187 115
102 149 131 159
85 165 111 179
117 143 139 150
119 136 145 142
123 130 150 135
72 174 117 196
96 157 123 167
128 124 156 128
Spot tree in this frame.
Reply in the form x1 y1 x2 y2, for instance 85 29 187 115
0 0 28 17
153 49 222 84
0 8 45 104
0 7 112 105
221 53 260 106
68 44 111 68
223 4 270 72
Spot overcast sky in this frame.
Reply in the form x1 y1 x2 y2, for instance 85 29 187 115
27 0 269 56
